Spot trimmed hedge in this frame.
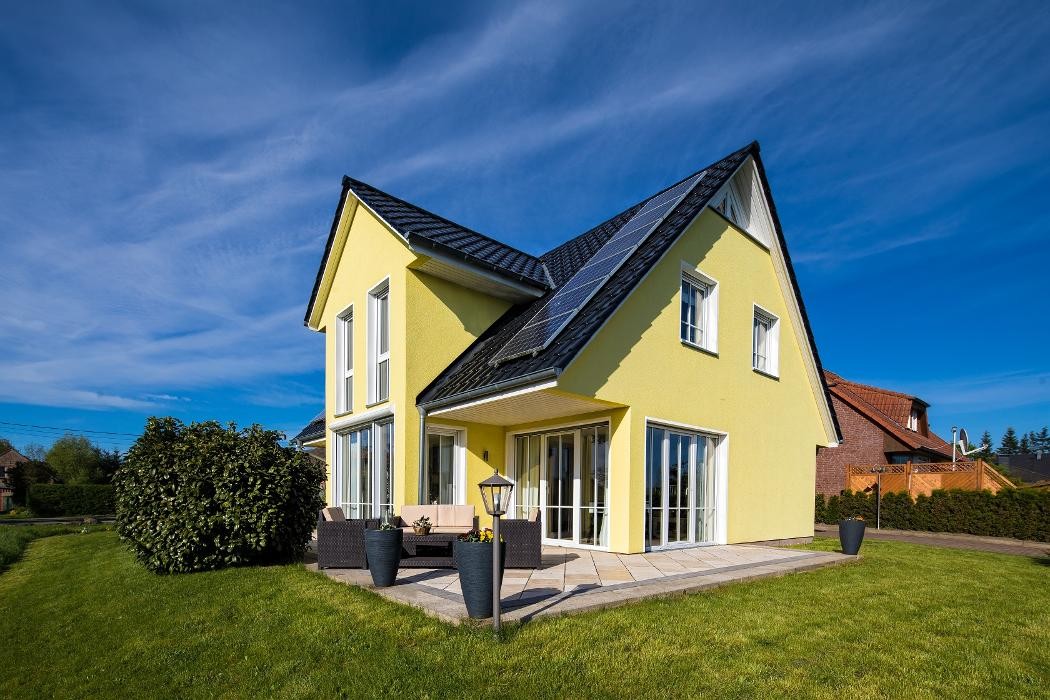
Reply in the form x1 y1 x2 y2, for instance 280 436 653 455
816 489 1050 542
115 417 325 574
27 484 115 516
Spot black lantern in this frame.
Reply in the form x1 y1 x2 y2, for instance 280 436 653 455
478 470 513 634
478 470 513 517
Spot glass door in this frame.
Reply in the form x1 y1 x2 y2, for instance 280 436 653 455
425 432 456 504
544 432 575 542
645 424 717 549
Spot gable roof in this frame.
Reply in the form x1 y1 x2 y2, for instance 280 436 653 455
824 371 952 457
304 176 549 325
418 143 840 445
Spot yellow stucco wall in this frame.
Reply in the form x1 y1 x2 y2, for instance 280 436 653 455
560 209 829 549
317 198 510 510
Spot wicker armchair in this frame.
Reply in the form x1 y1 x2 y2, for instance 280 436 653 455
501 510 542 569
316 510 379 569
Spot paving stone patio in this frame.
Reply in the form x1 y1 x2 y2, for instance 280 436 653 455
308 543 855 624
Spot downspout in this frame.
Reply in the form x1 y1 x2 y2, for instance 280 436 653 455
417 406 427 505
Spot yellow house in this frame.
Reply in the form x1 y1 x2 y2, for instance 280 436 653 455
297 142 840 554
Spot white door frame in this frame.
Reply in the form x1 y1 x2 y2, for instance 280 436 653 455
424 425 467 505
507 419 613 551
644 418 728 550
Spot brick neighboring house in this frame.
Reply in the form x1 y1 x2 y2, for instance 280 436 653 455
815 372 955 495
0 448 28 511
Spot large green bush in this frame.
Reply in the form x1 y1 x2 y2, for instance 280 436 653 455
27 484 115 516
115 417 325 574
816 489 1050 541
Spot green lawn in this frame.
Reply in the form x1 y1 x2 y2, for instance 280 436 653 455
1 530 1047 699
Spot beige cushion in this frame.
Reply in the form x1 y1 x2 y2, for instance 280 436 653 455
322 507 345 522
400 504 437 525
431 526 472 534
435 505 475 528
528 507 540 523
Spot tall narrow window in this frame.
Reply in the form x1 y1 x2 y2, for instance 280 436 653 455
680 268 718 352
752 306 780 376
907 409 919 431
337 307 353 414
334 418 394 520
368 281 390 404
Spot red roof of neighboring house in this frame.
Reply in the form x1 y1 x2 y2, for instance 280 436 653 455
824 371 955 460
0 448 28 469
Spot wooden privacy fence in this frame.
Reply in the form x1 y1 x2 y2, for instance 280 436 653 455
846 460 1013 497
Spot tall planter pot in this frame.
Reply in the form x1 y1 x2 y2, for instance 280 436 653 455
454 540 506 619
363 528 403 587
838 518 866 555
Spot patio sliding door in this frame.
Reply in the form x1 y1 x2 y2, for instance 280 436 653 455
512 423 609 548
424 429 462 505
645 423 717 549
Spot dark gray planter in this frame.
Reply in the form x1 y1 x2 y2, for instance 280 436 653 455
454 540 505 619
364 528 403 587
838 519 866 555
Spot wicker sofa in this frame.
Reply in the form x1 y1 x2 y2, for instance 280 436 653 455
315 508 378 569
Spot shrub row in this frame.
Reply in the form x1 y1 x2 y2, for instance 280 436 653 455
27 484 116 516
816 489 1050 542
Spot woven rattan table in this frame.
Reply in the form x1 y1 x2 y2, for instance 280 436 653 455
400 532 458 568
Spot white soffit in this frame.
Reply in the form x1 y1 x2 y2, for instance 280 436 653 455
429 383 620 425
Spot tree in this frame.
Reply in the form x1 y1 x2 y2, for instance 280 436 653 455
975 430 996 462
46 435 105 484
999 427 1020 454
0 435 12 454
1036 427 1050 453
8 460 57 506
1020 434 1032 453
23 443 47 461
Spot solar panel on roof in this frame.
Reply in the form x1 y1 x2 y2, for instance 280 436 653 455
490 171 706 365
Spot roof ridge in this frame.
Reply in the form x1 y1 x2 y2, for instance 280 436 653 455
343 176 542 266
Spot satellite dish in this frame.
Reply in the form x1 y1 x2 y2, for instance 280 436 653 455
955 427 988 457
958 428 969 448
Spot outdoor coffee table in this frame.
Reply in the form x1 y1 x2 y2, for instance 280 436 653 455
400 531 458 568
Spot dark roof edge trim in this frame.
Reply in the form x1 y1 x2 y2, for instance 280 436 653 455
419 368 561 413
408 237 549 292
304 179 353 326
751 149 843 443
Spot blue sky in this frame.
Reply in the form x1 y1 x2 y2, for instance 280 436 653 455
1 0 1048 453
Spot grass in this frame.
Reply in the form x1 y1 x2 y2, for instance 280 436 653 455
0 523 109 571
1 532 1047 699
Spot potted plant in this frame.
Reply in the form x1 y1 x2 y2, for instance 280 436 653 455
363 521 403 587
454 528 505 619
412 515 433 535
838 515 866 555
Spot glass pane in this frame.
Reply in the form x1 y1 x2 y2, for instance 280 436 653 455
559 436 573 508
580 507 595 545
597 509 608 548
345 317 353 371
668 433 680 511
377 359 389 401
378 293 389 354
595 426 608 509
581 428 596 509
668 507 679 543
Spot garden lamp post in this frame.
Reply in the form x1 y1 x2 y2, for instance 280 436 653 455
479 471 513 633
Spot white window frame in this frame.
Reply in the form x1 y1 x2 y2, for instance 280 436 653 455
332 417 394 520
907 409 919 431
712 179 746 229
367 278 390 405
335 304 354 415
752 304 780 378
680 263 719 354
642 418 728 549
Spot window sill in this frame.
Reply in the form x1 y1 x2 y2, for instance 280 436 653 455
333 410 354 419
365 399 390 409
681 340 718 358
753 367 780 381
